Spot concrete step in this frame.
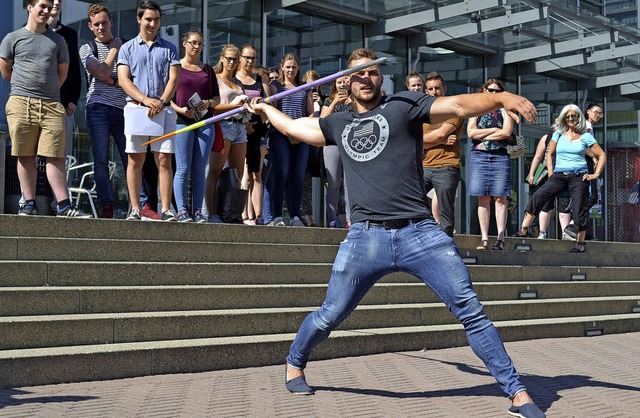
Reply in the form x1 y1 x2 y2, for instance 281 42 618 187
4 236 638 267
4 237 339 263
1 282 639 316
3 261 640 287
0 214 347 245
461 248 640 267
3 214 640 259
1 313 638 389
1 296 639 350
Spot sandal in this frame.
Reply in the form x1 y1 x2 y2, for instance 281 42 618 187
476 240 489 250
490 240 505 251
570 242 586 253
516 227 529 237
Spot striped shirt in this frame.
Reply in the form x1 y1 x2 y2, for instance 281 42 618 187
272 80 309 119
79 40 127 108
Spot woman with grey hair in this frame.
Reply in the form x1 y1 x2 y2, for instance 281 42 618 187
516 104 606 252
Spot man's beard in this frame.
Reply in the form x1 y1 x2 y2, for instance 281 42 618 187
355 85 381 104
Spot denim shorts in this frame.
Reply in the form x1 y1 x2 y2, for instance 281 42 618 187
468 151 511 197
220 119 248 145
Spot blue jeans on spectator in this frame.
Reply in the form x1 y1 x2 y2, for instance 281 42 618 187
86 103 127 205
268 130 309 219
173 124 215 214
286 218 526 398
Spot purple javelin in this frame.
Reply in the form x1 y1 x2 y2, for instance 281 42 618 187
140 57 388 146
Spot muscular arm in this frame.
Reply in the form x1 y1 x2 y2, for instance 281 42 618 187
430 92 537 125
423 122 457 149
248 100 325 146
0 57 12 81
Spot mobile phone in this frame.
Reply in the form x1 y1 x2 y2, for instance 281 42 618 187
338 86 348 94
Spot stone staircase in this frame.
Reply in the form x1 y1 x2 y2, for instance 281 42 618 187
1 214 639 388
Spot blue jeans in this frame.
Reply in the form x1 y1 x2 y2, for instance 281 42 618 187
86 103 128 205
287 218 525 397
173 124 215 213
268 130 309 218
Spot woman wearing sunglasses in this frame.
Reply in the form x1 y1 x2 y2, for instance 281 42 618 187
516 104 606 252
467 79 513 251
204 44 249 222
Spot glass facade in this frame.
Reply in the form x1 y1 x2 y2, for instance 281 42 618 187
3 0 640 240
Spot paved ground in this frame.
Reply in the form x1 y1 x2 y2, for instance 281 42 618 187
0 333 638 417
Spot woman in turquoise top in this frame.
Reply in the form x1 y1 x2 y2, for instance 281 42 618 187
517 104 606 252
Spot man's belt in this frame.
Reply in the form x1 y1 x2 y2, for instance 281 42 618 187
364 218 427 230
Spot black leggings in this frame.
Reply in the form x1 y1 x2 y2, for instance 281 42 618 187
526 172 589 232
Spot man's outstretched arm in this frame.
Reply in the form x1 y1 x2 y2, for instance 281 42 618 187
247 98 326 146
430 92 537 125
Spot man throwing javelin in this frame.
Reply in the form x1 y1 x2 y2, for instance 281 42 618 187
248 48 544 418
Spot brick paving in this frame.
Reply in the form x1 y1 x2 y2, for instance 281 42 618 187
1 332 638 417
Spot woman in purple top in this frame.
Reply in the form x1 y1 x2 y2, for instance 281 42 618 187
170 31 220 223
266 53 314 226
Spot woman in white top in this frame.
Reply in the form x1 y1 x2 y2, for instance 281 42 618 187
204 44 248 222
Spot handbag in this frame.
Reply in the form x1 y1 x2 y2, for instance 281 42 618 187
507 135 527 159
628 181 640 205
217 167 248 223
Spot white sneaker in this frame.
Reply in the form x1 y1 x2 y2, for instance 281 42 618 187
290 216 305 227
537 231 547 239
270 216 285 226
562 232 576 241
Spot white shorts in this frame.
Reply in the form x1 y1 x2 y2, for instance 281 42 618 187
125 104 177 154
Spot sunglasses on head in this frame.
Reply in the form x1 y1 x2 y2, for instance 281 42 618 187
486 87 503 93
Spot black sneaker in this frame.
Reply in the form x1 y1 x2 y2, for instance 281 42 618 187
57 205 93 218
18 202 37 216
161 210 177 222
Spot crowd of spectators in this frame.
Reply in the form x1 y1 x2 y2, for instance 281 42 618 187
1 0 606 245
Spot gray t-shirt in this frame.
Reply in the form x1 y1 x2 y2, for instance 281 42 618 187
0 27 69 101
319 91 436 223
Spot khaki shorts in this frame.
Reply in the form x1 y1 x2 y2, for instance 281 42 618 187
6 95 66 158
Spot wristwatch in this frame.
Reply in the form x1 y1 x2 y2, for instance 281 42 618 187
159 98 169 107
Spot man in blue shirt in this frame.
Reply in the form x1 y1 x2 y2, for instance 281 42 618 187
117 0 179 221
